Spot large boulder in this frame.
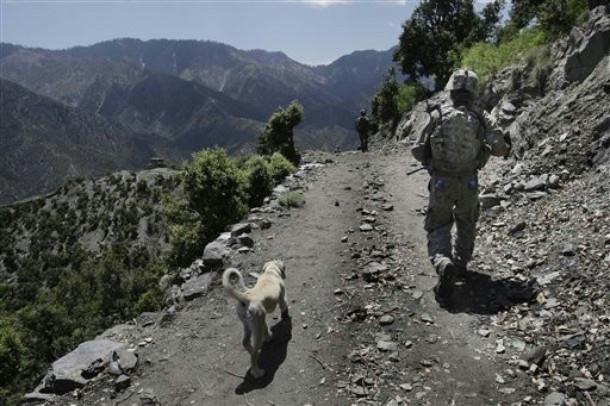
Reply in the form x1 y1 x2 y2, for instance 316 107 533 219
564 6 610 83
181 273 214 301
35 339 125 395
202 241 230 269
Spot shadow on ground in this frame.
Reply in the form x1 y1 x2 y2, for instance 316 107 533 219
440 270 540 315
235 316 293 394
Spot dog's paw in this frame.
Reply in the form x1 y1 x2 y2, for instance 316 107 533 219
250 367 265 379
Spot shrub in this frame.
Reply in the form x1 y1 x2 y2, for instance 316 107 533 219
460 27 547 84
243 155 274 207
526 45 553 95
395 84 426 113
167 221 205 268
183 148 247 239
279 192 305 208
267 152 296 183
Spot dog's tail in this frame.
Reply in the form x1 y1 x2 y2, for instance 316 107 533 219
222 268 250 304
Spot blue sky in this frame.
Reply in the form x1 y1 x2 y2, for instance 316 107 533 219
0 0 491 65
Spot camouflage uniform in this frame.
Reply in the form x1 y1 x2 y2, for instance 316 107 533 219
411 70 510 275
356 110 370 152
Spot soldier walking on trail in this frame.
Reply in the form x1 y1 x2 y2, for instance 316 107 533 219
410 69 511 303
356 109 370 152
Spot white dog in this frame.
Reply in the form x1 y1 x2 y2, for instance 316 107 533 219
222 260 288 378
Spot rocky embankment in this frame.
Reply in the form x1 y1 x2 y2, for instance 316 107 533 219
396 5 610 405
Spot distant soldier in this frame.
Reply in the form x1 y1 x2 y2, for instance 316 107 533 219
355 109 370 152
411 69 511 302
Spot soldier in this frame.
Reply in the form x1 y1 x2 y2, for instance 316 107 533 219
355 109 370 152
411 69 511 302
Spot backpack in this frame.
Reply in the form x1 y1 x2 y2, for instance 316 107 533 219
356 116 369 134
427 102 490 176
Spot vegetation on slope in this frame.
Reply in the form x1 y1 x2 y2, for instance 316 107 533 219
0 102 299 402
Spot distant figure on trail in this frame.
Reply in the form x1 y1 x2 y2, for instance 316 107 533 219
410 69 511 304
355 109 370 152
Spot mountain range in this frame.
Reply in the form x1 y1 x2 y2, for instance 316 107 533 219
0 39 397 203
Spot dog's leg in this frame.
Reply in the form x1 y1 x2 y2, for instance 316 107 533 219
238 304 253 354
280 287 289 320
262 317 272 343
249 313 265 378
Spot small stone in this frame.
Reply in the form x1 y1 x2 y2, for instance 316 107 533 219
349 386 367 396
230 223 252 237
382 204 394 211
499 387 515 395
478 328 491 338
509 221 527 235
544 392 567 406
237 234 254 248
379 315 395 325
114 374 131 391
359 224 373 232
420 313 434 323
341 236 348 243
404 340 413 348
412 290 423 300
377 340 398 352
573 378 597 391
561 244 576 256
389 352 400 362
420 359 434 367
479 193 503 209
400 383 413 392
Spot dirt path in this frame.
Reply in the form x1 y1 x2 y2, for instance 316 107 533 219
63 150 533 406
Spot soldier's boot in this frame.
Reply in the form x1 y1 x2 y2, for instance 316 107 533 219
433 256 455 305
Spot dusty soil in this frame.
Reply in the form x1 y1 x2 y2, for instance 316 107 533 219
55 150 537 406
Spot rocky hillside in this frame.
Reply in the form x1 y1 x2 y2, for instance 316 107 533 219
0 79 157 204
396 6 610 404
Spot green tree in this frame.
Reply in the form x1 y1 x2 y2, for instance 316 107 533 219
371 69 400 129
394 0 504 88
257 101 303 165
504 0 587 39
183 148 248 239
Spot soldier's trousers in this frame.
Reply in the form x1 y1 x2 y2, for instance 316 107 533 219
359 133 368 152
424 174 480 270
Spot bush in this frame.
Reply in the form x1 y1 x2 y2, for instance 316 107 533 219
0 319 26 387
279 192 305 208
183 148 247 239
526 45 553 95
257 101 303 165
460 28 547 84
243 155 274 207
395 84 426 113
267 152 296 183
167 221 205 268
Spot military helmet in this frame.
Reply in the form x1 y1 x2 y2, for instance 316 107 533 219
445 69 479 95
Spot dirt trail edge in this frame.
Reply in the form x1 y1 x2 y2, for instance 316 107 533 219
62 150 534 406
